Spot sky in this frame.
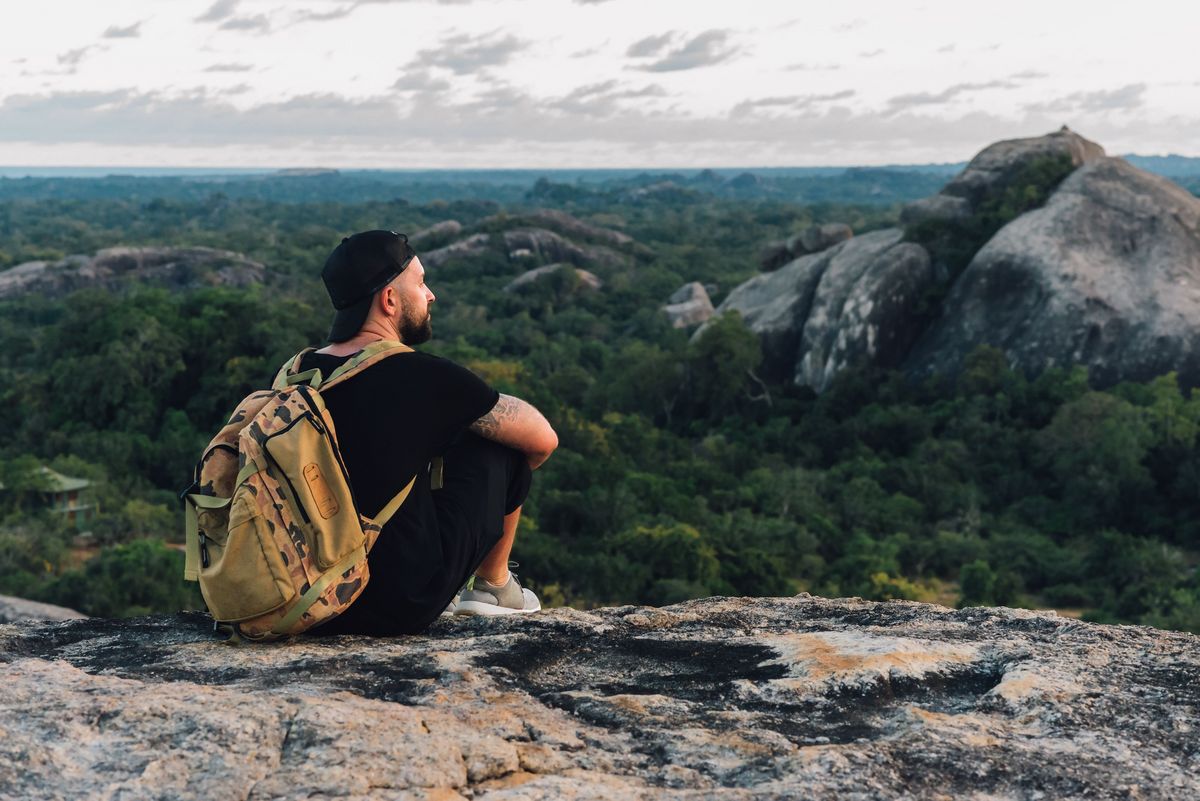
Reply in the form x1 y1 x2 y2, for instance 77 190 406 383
1 0 1197 169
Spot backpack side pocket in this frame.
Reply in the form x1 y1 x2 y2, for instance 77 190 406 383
199 487 296 622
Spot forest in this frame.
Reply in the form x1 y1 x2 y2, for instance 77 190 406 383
0 170 1198 633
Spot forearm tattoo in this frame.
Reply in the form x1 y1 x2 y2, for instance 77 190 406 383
470 394 521 438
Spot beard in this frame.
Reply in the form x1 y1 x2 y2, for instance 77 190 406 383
398 298 432 345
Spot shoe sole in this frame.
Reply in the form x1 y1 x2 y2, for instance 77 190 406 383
454 599 542 617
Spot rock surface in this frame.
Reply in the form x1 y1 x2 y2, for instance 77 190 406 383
0 593 86 623
727 128 1200 391
0 246 266 299
409 220 464 248
706 229 933 388
504 263 603 293
662 282 715 328
901 127 1106 227
2 596 1196 800
907 156 1200 386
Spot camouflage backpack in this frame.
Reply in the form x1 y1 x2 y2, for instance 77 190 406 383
181 340 417 640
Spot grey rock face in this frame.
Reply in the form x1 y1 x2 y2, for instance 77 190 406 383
795 223 854 255
420 233 492 269
0 246 265 299
502 229 588 265
906 157 1200 386
2 596 1197 800
504 263 603 293
0 593 85 623
798 237 933 392
708 229 933 387
661 282 715 328
901 127 1106 227
408 219 463 248
484 209 634 248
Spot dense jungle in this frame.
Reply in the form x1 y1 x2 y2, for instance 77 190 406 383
1 165 1198 634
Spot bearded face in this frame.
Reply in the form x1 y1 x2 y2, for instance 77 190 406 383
399 292 432 345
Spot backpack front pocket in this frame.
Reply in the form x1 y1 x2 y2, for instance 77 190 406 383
199 490 296 622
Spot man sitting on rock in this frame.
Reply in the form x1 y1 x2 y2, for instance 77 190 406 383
302 230 557 635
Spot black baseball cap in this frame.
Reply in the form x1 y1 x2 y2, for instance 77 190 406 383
321 230 415 342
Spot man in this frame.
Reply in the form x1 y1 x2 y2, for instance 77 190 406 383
302 230 557 635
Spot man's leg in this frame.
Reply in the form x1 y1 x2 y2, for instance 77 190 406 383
474 506 521 586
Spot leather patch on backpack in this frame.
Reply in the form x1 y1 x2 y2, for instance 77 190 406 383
303 463 340 519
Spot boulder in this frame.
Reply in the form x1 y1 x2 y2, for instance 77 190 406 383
482 209 634 248
661 282 714 328
408 219 463 248
0 594 85 624
759 240 792 271
901 126 1106 227
502 229 588 265
504 263 603 293
2 596 1197 799
793 223 854 255
798 237 933 392
0 246 265 299
706 229 933 387
420 232 492 268
906 156 1200 387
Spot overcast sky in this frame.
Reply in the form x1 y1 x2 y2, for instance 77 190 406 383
1 0 1196 168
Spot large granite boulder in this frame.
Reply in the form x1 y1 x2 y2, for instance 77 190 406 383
901 127 1106 227
1 596 1197 799
0 246 265 299
408 219 463 249
482 209 634 248
504 263 603 293
791 223 854 256
420 232 493 268
906 156 1200 386
661 282 714 328
705 229 933 388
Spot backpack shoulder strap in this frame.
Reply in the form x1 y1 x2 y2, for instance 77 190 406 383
320 340 413 391
272 348 317 390
271 341 413 393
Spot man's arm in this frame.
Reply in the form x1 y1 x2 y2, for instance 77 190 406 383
469 394 558 469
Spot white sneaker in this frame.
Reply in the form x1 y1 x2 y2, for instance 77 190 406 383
455 572 541 616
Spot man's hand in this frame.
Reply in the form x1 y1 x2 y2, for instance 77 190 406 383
470 394 558 469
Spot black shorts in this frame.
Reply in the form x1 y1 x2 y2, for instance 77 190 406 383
313 433 531 636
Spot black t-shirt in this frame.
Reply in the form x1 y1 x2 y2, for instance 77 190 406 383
297 348 498 543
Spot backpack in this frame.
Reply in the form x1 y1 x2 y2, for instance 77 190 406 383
181 339 417 640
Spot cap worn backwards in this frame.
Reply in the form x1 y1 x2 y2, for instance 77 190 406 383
322 230 415 343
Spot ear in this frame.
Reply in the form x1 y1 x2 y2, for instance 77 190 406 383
378 284 399 314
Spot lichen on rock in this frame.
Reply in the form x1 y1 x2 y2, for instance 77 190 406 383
1 595 1196 799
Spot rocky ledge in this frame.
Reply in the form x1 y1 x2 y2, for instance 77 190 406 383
1 596 1197 800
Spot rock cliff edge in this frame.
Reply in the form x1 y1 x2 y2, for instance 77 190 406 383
2 596 1197 800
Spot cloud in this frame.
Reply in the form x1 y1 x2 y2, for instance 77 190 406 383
204 63 255 72
412 31 527 75
786 62 841 72
0 83 1190 169
1010 70 1048 80
220 14 272 33
549 80 667 115
634 30 739 72
291 4 357 23
393 70 452 92
626 32 674 58
885 80 1019 114
859 48 884 58
57 47 97 67
103 22 142 39
196 0 240 22
834 19 866 33
937 44 955 54
1024 84 1147 115
731 90 855 116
